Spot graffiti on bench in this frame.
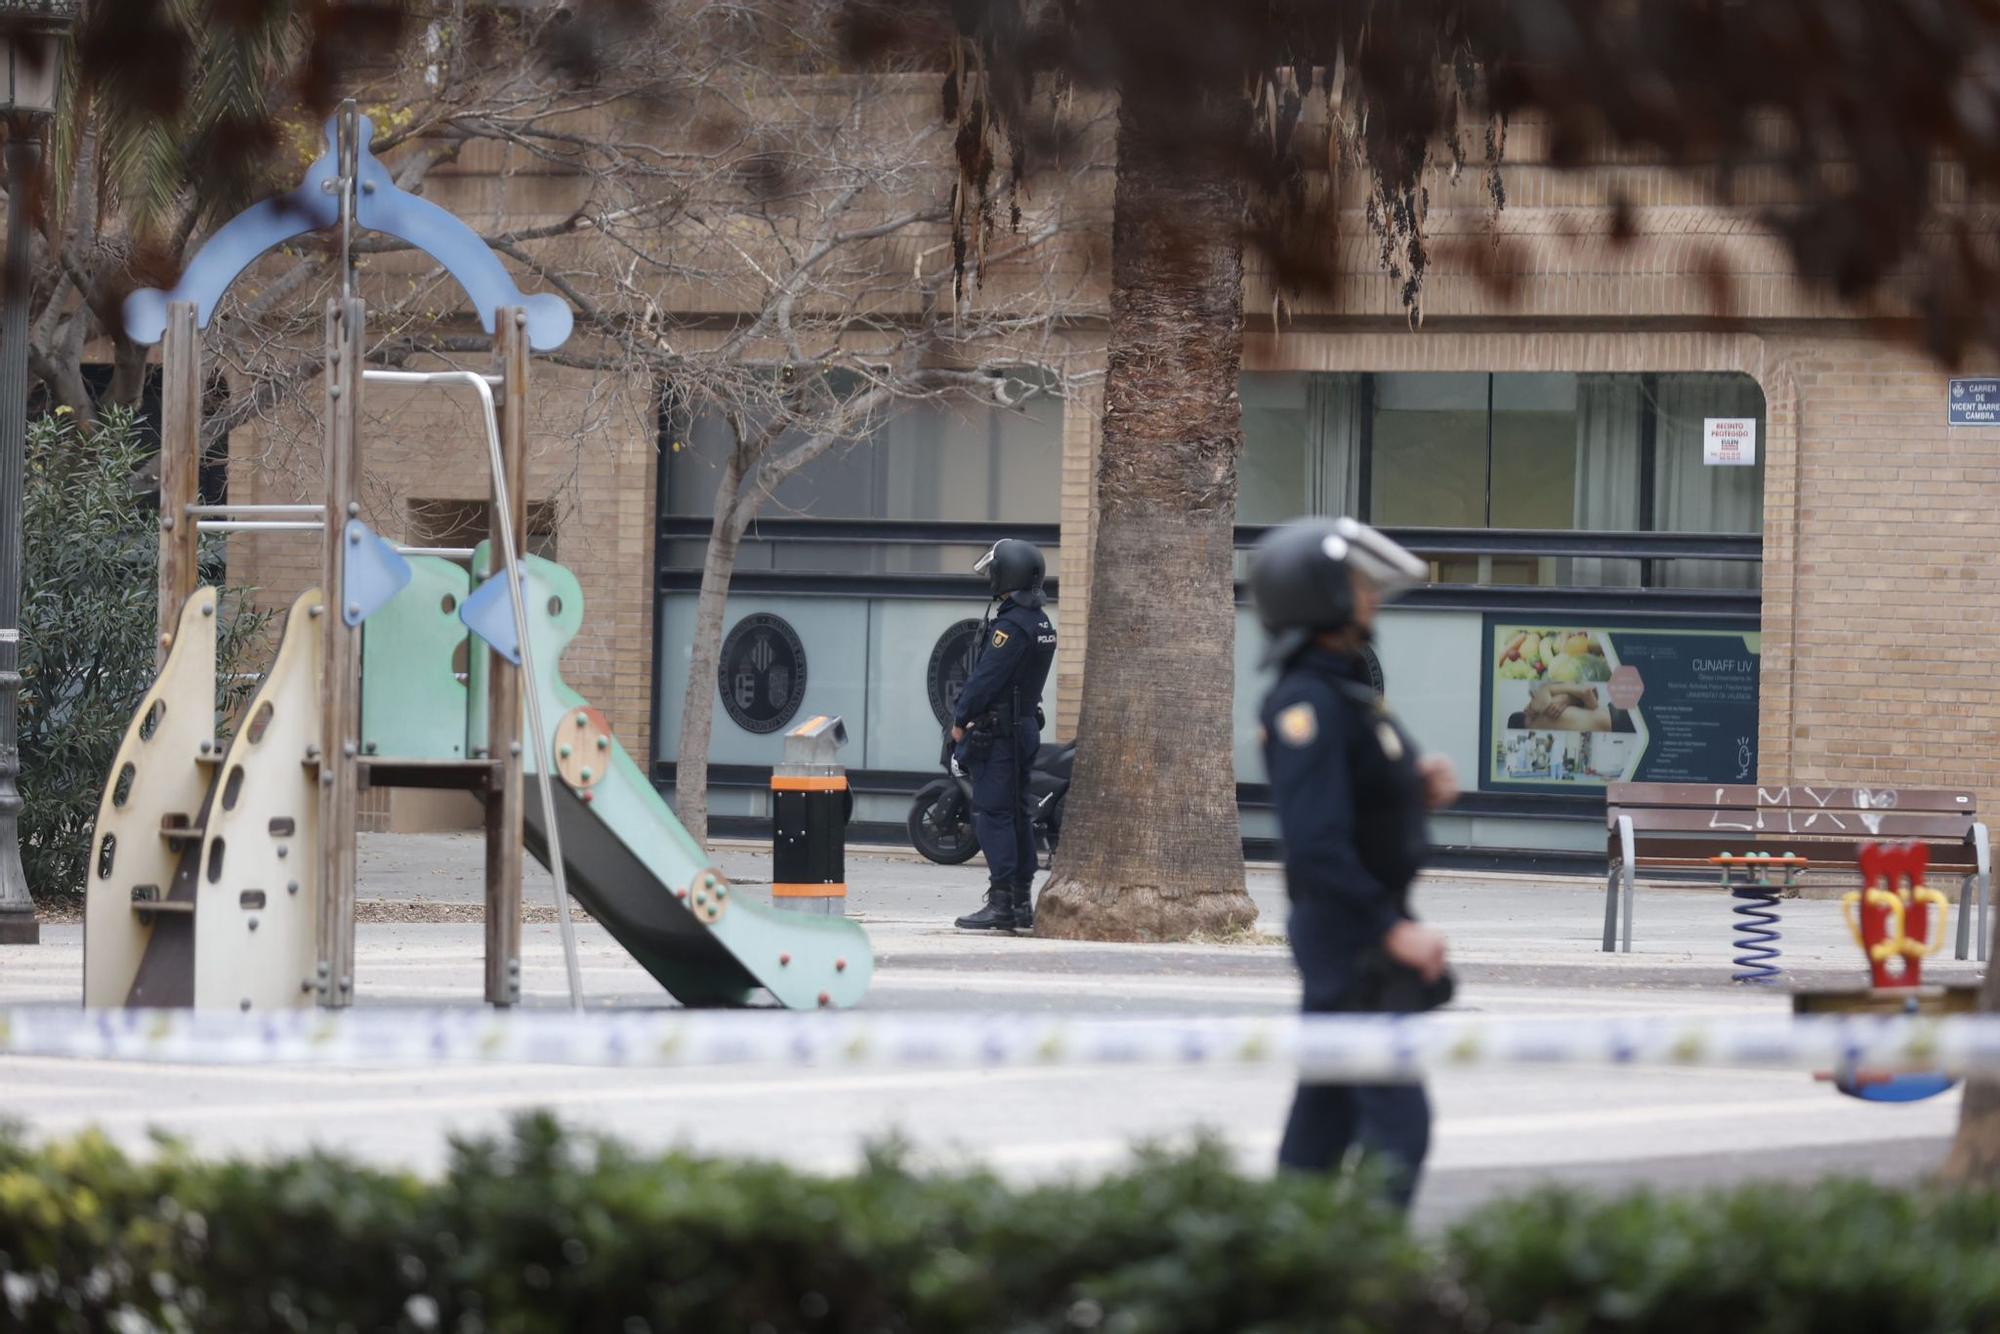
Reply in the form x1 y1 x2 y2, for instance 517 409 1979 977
1705 786 1901 834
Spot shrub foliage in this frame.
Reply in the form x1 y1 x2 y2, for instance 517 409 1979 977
17 410 269 901
4 1114 1998 1333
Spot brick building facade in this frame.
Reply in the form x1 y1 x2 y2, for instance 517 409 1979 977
210 109 1990 857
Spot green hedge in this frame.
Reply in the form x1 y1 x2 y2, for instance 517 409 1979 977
18 409 271 901
1452 1182 2000 1334
0 1116 1439 1334
4 1115 1999 1333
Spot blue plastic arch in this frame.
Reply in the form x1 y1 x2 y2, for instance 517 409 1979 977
1836 1072 1959 1103
122 114 573 352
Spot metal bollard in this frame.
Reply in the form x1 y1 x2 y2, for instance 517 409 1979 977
770 715 851 915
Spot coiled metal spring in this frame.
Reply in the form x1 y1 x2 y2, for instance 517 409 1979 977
1731 886 1783 984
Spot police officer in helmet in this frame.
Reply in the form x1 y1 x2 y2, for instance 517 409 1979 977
1251 516 1458 1210
951 539 1057 933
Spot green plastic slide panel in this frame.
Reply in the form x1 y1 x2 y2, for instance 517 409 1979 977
469 548 873 1010
360 556 472 761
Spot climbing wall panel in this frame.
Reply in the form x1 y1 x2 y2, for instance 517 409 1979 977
83 589 220 1007
360 556 472 761
192 588 325 1011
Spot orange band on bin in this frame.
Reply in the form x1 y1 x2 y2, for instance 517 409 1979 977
770 775 849 792
771 882 848 898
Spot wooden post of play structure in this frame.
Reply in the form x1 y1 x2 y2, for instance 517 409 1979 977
483 306 530 1006
317 296 365 1007
156 302 202 667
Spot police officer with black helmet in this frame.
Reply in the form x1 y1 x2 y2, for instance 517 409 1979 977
951 539 1057 933
1250 516 1459 1210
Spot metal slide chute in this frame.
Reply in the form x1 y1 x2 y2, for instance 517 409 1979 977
468 553 875 1009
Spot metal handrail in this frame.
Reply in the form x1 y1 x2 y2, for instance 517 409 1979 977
1288 526 1764 562
656 516 1762 562
659 516 1062 546
186 504 325 517
196 523 479 558
195 520 325 533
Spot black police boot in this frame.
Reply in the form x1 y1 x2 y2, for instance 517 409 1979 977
1010 882 1035 934
955 885 1019 933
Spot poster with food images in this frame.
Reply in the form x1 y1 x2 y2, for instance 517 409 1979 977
1481 618 1760 792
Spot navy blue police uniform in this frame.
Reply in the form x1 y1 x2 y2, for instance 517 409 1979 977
1261 643 1433 1207
954 597 1057 897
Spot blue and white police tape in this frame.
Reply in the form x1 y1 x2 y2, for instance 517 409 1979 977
3 1008 2000 1079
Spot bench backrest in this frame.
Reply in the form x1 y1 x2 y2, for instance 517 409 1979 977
1611 782 1974 816
1606 781 1980 870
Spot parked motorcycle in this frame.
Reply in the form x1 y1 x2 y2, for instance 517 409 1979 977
907 732 1075 867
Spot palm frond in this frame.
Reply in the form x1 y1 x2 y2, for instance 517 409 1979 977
73 0 315 242
180 0 313 230
47 36 86 237
101 113 184 239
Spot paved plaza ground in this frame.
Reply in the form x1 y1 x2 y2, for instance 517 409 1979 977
0 834 1982 1228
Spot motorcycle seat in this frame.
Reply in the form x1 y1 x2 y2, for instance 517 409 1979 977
1034 742 1076 780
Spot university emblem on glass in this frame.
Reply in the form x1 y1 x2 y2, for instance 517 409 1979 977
926 618 985 728
719 613 808 734
1361 644 1385 695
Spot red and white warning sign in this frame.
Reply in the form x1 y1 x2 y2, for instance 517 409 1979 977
1703 417 1757 467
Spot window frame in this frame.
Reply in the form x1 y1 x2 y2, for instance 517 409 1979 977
1276 369 1765 592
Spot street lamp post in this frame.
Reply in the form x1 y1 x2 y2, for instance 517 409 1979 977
0 0 73 946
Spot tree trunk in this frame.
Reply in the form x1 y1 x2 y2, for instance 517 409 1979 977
43 356 95 424
29 342 96 425
1034 89 1258 942
674 459 749 848
1943 908 2000 1179
108 335 149 409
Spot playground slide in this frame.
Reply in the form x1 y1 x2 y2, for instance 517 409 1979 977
85 556 871 1012
89 108 861 1012
474 555 874 1010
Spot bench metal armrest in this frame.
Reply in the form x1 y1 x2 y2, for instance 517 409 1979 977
1960 822 1991 962
1603 814 1636 953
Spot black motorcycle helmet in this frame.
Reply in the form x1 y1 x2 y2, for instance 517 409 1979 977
1249 516 1425 666
974 539 1046 603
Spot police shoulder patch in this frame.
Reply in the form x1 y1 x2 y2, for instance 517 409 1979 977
991 629 1010 648
1276 702 1318 747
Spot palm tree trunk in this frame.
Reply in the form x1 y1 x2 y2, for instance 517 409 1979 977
36 354 95 425
674 459 749 848
1034 89 1258 941
108 337 150 409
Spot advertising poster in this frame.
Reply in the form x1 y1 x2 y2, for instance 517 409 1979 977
1481 617 1759 792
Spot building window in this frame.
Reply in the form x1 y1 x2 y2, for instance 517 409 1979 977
1241 370 1765 590
1372 372 1490 529
652 376 1065 787
660 373 1062 576
406 497 558 559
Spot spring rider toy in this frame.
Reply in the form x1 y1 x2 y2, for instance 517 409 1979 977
1794 840 1976 1102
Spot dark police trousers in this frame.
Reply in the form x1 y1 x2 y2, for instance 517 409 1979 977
1276 896 1432 1210
967 719 1039 889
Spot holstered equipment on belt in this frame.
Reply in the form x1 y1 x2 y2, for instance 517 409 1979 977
962 689 1044 765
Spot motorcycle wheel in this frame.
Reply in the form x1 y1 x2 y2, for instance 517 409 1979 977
1035 794 1064 869
908 780 981 865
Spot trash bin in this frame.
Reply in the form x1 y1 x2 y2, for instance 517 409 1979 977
771 714 850 915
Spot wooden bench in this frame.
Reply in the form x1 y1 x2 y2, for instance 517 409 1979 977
1604 782 1991 960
